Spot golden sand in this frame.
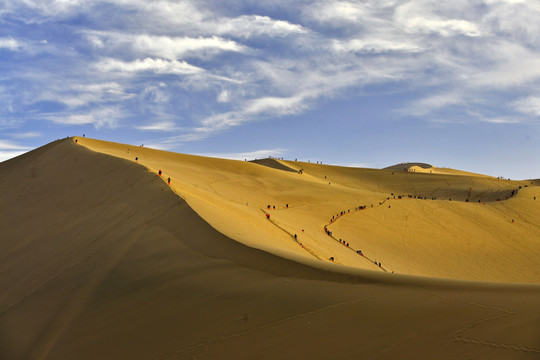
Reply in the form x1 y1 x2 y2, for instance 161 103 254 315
1 138 538 359
77 137 540 283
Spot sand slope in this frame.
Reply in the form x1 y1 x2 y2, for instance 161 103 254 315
384 162 494 177
0 138 539 359
75 137 540 283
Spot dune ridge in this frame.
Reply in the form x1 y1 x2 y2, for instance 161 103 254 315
384 162 433 170
1 138 539 359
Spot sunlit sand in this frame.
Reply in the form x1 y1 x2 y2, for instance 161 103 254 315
78 137 540 283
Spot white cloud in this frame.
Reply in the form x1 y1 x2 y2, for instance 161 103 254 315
483 0 540 45
86 3 305 40
135 121 176 131
401 16 484 37
394 2 485 37
308 1 370 23
9 131 41 139
139 83 170 105
405 91 466 116
481 117 522 124
86 31 246 59
512 96 540 117
332 38 422 54
197 112 243 133
42 82 135 108
86 34 104 48
0 137 31 163
216 15 307 38
196 93 311 136
0 37 23 51
0 0 92 21
467 40 540 88
52 114 96 125
71 82 127 96
0 140 31 150
0 150 28 162
141 130 214 148
49 107 121 128
95 58 203 75
245 94 308 116
196 148 287 161
3 0 540 153
171 131 211 142
217 90 230 103
133 34 245 59
117 0 208 30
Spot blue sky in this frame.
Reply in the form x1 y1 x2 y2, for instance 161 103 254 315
1 0 539 179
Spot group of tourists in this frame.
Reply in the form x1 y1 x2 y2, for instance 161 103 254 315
329 204 369 224
324 226 333 237
323 200 390 271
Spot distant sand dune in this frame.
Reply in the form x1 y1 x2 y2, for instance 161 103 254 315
384 162 494 177
1 138 539 359
384 162 433 171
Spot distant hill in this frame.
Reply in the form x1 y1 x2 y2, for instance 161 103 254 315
384 162 433 171
384 162 496 178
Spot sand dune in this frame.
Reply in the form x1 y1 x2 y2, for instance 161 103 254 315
1 138 539 359
384 162 494 177
76 137 539 282
384 162 433 171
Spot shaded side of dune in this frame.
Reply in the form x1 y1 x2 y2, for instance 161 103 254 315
1 139 539 360
250 158 298 173
0 140 345 301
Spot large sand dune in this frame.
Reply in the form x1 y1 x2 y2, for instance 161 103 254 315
1 138 539 359
75 137 540 283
